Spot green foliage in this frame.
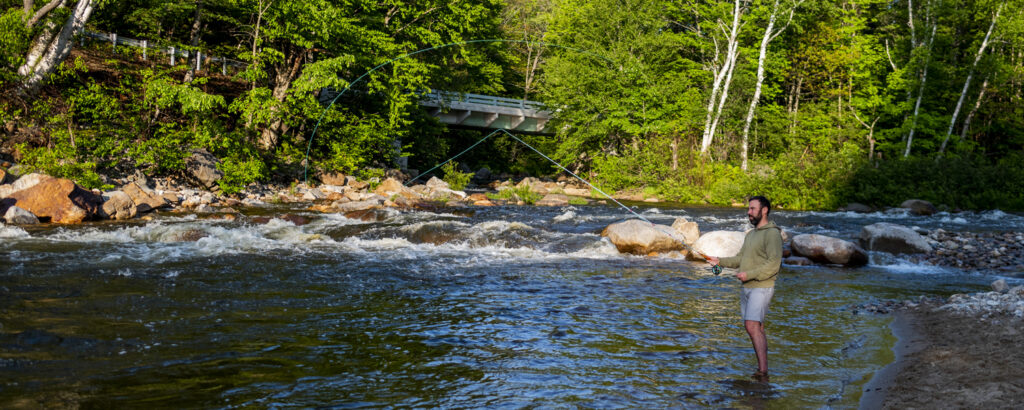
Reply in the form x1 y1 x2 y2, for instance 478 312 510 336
847 154 1024 210
217 155 267 195
488 185 542 205
568 197 589 206
0 8 29 83
440 161 473 191
16 144 111 190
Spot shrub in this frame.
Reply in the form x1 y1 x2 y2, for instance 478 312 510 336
441 161 473 191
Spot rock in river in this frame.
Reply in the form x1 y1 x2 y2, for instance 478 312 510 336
859 222 933 254
791 234 868 267
0 173 100 223
689 230 745 261
602 219 685 255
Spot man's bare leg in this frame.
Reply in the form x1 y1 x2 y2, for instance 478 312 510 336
745 320 768 374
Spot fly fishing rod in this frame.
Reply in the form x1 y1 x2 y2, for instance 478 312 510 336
408 128 724 275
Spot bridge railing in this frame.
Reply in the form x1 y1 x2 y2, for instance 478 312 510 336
78 29 249 75
422 91 548 112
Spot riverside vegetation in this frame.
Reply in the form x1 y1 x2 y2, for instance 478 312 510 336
2 0 1024 211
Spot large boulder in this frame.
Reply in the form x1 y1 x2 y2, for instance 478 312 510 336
3 205 39 225
122 182 170 213
601 219 685 255
100 191 138 220
791 234 868 267
671 217 701 245
536 193 569 206
185 149 223 190
689 230 746 261
859 222 933 254
0 173 100 223
900 199 937 216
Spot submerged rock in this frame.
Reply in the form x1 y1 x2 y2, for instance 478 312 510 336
602 219 685 255
900 199 937 216
791 234 868 267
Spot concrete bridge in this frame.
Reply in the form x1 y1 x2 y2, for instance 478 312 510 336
419 91 553 134
319 89 554 134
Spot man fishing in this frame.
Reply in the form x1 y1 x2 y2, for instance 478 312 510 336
706 195 783 379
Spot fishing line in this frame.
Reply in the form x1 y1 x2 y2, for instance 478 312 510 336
410 128 723 275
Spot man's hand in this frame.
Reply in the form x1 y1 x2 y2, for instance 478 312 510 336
735 271 748 282
706 256 720 265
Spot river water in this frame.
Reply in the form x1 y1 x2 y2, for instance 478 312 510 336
2 203 1021 408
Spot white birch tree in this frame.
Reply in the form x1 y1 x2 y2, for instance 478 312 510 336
17 0 97 93
739 0 799 170
936 3 1002 158
700 0 745 156
903 2 938 158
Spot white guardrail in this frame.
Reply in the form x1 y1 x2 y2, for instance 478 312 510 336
423 91 547 112
80 30 248 75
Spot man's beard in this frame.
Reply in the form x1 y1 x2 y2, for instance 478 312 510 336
749 214 762 226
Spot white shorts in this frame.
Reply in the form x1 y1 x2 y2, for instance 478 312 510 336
741 287 775 323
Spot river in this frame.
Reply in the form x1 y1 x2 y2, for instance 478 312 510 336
2 203 1021 408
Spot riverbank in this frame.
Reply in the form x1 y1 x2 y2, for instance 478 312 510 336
862 286 1024 409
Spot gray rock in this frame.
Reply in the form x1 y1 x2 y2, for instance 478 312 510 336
900 199 937 216
992 279 1009 294
860 222 933 254
601 219 685 255
184 149 223 190
536 193 569 206
302 188 326 201
3 206 39 225
671 217 700 246
839 202 874 213
336 199 384 213
690 230 746 261
425 176 450 190
784 256 813 266
791 233 869 267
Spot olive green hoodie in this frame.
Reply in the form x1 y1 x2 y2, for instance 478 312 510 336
719 221 783 289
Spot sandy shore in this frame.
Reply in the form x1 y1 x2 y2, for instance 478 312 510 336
861 305 1024 409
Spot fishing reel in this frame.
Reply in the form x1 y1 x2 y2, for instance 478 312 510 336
710 264 723 275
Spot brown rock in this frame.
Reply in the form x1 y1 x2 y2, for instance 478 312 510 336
0 167 9 185
122 182 170 213
536 193 569 206
101 191 138 220
321 172 347 186
0 173 100 223
280 214 311 226
671 218 700 245
374 177 420 199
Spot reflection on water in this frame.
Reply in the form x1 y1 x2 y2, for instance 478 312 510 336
1 204 1008 407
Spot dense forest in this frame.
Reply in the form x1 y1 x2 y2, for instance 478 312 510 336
2 0 1023 210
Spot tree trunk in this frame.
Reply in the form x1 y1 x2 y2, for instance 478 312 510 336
741 0 796 171
959 74 989 142
671 134 679 170
17 0 94 93
258 50 306 150
904 19 937 158
937 4 1000 158
700 0 744 155
183 0 204 83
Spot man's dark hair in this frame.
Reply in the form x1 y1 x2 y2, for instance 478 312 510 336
749 195 771 215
